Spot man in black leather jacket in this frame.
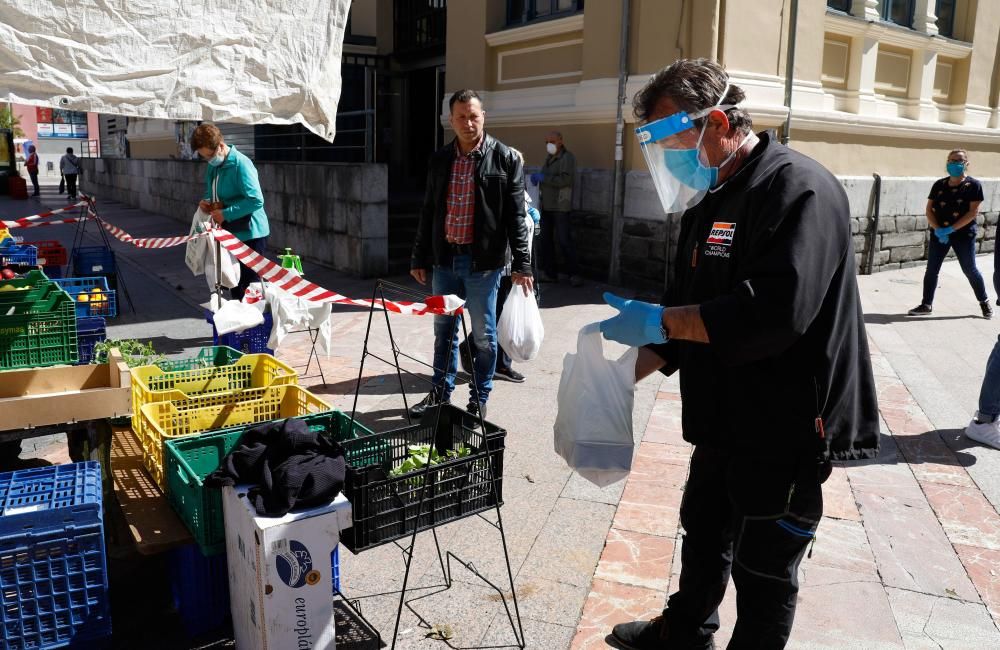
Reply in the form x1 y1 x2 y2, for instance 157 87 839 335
410 89 534 420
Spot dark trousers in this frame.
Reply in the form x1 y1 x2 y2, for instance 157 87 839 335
28 170 39 195
922 227 987 305
540 210 576 277
663 446 825 648
230 236 268 301
65 173 78 198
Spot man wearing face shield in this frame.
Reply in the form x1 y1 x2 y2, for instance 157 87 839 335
601 59 880 649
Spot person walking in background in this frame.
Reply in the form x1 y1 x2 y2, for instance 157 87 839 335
409 89 533 421
191 123 270 301
25 145 39 197
531 131 579 286
908 148 992 319
965 337 1000 450
59 147 81 200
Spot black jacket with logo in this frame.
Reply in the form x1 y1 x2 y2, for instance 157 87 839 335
650 132 880 461
412 134 531 274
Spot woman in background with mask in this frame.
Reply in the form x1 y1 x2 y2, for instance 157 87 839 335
908 148 991 319
192 123 270 300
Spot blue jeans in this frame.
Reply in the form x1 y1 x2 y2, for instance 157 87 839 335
431 255 502 405
922 227 988 305
978 337 1000 420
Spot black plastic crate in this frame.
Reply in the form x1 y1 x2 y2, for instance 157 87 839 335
340 404 505 553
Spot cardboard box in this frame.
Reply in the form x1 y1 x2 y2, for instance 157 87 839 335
0 351 130 429
223 485 352 650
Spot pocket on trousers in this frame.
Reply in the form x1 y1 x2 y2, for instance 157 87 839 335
734 513 818 582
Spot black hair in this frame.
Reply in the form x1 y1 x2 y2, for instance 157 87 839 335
449 89 483 112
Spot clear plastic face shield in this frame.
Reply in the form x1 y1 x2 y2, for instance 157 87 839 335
634 84 742 214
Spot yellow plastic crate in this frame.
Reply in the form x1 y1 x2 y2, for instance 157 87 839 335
130 353 298 434
138 385 331 490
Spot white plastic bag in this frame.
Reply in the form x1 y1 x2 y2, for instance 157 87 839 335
497 287 544 362
553 323 637 486
184 208 210 275
203 237 241 290
212 298 265 335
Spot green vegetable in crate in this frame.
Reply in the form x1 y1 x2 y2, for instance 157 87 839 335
92 338 165 367
388 444 472 479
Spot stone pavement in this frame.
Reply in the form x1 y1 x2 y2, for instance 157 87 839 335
5 184 1000 648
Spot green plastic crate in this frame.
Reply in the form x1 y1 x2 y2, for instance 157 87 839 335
0 289 78 369
0 270 56 304
155 346 243 373
164 410 383 555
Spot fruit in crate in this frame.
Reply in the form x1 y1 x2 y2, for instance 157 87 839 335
77 293 90 303
1 268 14 279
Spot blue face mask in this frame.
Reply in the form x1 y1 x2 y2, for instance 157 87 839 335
947 161 965 177
663 147 717 191
208 148 225 167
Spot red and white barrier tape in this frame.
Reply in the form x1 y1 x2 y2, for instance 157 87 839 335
0 199 89 228
3 198 463 316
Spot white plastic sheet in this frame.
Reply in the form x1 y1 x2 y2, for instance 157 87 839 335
0 0 350 141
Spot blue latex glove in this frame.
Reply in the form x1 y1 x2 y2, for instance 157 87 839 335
526 205 540 225
530 172 543 186
934 225 954 244
599 292 668 347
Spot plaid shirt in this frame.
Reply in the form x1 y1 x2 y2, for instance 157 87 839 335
445 138 482 245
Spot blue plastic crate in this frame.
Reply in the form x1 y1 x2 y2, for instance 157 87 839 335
206 310 274 355
0 526 112 649
332 544 341 593
71 247 115 277
168 544 230 638
0 462 110 649
75 317 106 365
52 277 117 319
0 463 103 535
0 244 38 267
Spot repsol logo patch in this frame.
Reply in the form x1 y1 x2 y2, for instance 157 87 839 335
706 222 735 246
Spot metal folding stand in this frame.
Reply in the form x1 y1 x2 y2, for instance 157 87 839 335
69 197 135 312
287 326 327 384
342 279 525 650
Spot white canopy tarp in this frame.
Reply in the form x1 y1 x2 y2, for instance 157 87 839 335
0 0 351 141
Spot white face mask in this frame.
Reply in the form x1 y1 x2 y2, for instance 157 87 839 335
546 142 558 155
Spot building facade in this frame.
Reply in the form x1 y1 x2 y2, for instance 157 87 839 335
439 0 1000 288
11 105 99 176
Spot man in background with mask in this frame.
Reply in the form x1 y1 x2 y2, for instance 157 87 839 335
531 131 579 286
600 59 880 649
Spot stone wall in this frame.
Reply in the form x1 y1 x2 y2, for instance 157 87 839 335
840 176 1000 274
79 158 389 278
561 170 1000 292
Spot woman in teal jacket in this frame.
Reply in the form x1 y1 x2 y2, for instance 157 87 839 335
192 123 270 300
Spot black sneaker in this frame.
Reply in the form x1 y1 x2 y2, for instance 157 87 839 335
466 400 487 423
907 304 933 316
607 616 715 650
459 338 474 375
494 366 525 383
982 301 994 319
410 389 448 418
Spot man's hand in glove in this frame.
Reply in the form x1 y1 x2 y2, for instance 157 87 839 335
934 225 954 244
599 292 668 347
